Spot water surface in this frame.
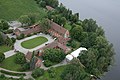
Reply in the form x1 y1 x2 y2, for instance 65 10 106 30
59 0 120 80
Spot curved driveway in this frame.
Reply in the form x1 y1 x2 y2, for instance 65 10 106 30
14 33 54 55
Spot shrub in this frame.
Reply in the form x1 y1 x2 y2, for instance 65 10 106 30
15 52 26 64
48 67 56 78
0 74 5 78
33 32 37 35
11 37 16 43
70 40 80 48
49 72 56 78
44 60 53 67
21 63 30 71
0 53 5 63
17 34 25 40
43 48 66 64
4 29 13 34
26 34 32 37
32 68 44 78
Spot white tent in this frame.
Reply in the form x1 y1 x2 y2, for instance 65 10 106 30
71 47 87 58
66 47 87 61
66 54 73 61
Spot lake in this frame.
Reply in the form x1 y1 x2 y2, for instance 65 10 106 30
59 0 120 80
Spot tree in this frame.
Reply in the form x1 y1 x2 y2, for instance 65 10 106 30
0 19 9 30
61 17 67 26
82 19 98 32
19 15 31 26
39 19 51 33
11 37 16 43
32 68 44 78
61 59 91 80
96 26 105 36
17 33 25 40
0 32 4 45
44 0 59 8
5 36 13 46
0 53 5 63
44 60 53 67
39 1 46 8
79 48 98 71
28 13 38 25
70 40 80 48
22 63 30 71
43 48 66 65
15 52 26 64
71 25 83 40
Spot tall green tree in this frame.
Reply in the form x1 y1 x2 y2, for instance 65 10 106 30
71 25 83 40
19 15 31 26
0 19 9 30
15 52 26 64
39 19 51 33
0 53 5 63
0 32 4 45
61 59 91 80
82 19 98 32
43 48 66 63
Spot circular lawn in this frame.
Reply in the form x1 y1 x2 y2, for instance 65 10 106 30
21 36 48 49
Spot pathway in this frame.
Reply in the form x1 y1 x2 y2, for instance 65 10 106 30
4 50 16 58
4 33 55 58
0 67 34 80
41 59 68 70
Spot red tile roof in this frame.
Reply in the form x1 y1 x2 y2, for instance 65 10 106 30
50 20 68 37
22 25 41 35
38 41 70 53
26 51 32 61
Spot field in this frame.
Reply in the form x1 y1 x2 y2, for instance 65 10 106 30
0 45 12 53
0 54 21 71
0 0 47 21
21 36 48 49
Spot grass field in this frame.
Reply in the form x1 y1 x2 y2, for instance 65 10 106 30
0 54 21 71
36 66 67 80
0 0 47 21
21 36 48 49
0 45 12 53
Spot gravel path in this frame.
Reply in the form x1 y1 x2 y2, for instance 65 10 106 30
0 67 34 79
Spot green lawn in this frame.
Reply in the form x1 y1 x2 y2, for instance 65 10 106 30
0 0 47 21
0 54 21 71
21 36 48 49
36 66 67 80
0 45 12 53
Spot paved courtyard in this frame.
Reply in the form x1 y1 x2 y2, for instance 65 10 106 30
4 33 55 58
14 33 55 54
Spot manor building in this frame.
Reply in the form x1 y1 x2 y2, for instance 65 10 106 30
14 20 70 39
15 20 71 65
